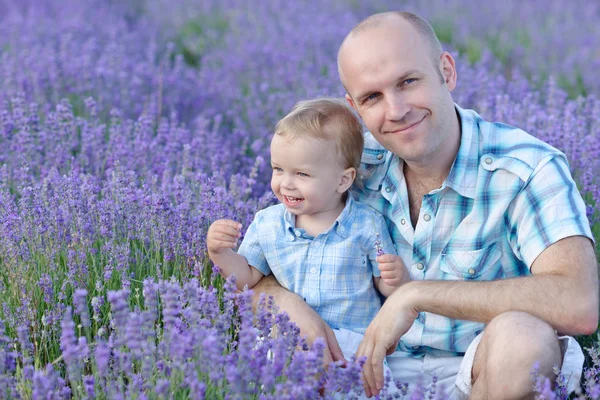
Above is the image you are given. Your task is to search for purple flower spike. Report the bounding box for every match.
[374,233,385,257]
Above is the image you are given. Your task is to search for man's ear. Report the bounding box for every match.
[345,94,357,111]
[439,51,457,91]
[338,167,357,193]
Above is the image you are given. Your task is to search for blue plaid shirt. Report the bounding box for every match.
[353,104,593,355]
[238,195,396,334]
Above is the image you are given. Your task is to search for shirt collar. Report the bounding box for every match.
[442,104,481,199]
[359,104,482,199]
[284,195,354,241]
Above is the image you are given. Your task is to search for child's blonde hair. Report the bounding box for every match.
[274,98,363,172]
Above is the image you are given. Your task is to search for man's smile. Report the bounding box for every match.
[385,115,426,135]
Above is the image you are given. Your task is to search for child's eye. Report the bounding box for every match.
[297,172,309,177]
[272,166,283,172]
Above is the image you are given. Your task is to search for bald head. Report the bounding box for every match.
[338,12,443,88]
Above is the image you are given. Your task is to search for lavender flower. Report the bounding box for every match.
[374,233,385,257]
[73,288,91,329]
[0,1,595,398]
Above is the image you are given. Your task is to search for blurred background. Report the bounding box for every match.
[0,0,598,397]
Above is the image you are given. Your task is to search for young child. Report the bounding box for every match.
[207,98,409,393]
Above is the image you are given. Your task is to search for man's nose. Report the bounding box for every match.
[385,93,410,122]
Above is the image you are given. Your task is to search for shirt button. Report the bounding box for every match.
[423,214,431,222]
[484,157,493,165]
[412,346,420,350]
[294,229,301,236]
[376,153,384,160]
[310,267,317,274]
[385,187,392,193]
[401,219,406,225]
[416,262,424,270]
[313,241,321,248]
[468,267,476,275]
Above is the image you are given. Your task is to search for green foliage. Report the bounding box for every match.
[171,14,230,68]
[431,19,454,45]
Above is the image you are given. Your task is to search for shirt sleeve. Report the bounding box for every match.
[237,212,272,276]
[506,154,594,269]
[368,211,397,277]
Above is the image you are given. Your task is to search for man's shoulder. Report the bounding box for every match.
[357,132,391,191]
[461,107,567,181]
[361,131,389,164]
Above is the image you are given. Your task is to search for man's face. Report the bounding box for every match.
[339,19,457,165]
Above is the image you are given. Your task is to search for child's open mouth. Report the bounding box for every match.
[284,195,304,206]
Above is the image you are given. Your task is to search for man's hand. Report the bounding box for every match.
[356,287,418,398]
[377,254,410,287]
[252,275,347,366]
[207,219,242,255]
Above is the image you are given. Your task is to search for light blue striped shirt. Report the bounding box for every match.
[238,195,396,334]
[353,104,593,355]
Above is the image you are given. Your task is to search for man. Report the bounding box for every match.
[254,11,598,399]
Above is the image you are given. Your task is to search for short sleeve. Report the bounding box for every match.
[237,212,271,276]
[506,154,594,268]
[368,211,397,277]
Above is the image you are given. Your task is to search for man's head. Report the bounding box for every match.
[270,98,363,215]
[338,12,459,168]
[339,12,444,87]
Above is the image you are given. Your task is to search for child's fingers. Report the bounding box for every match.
[378,261,403,272]
[212,233,238,244]
[208,229,239,243]
[210,222,242,239]
[214,219,243,230]
[380,270,399,280]
[210,239,237,250]
[383,278,401,287]
[376,254,400,264]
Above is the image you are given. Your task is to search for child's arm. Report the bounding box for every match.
[374,254,411,297]
[207,219,265,290]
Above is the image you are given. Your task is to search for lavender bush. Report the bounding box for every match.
[4,274,376,399]
[0,0,598,398]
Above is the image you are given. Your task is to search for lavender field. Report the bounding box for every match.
[0,0,599,398]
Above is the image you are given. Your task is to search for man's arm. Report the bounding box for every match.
[356,235,599,397]
[252,275,347,365]
[404,235,598,334]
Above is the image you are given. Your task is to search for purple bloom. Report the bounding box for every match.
[374,233,385,257]
[84,374,96,398]
[73,288,91,328]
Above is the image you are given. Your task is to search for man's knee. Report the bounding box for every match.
[484,311,560,357]
[472,312,561,395]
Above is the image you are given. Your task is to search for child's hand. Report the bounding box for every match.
[207,219,242,255]
[377,254,409,287]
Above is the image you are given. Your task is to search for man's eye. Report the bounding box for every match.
[365,93,380,102]
[404,78,417,85]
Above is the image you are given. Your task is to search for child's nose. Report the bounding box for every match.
[281,175,295,189]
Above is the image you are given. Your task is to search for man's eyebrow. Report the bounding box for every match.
[355,69,421,102]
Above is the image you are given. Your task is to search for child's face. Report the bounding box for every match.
[270,134,349,218]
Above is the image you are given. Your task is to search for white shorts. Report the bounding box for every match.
[333,328,401,398]
[386,333,584,399]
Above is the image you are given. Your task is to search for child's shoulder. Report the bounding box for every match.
[346,199,387,233]
[254,203,286,221]
[349,198,385,220]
